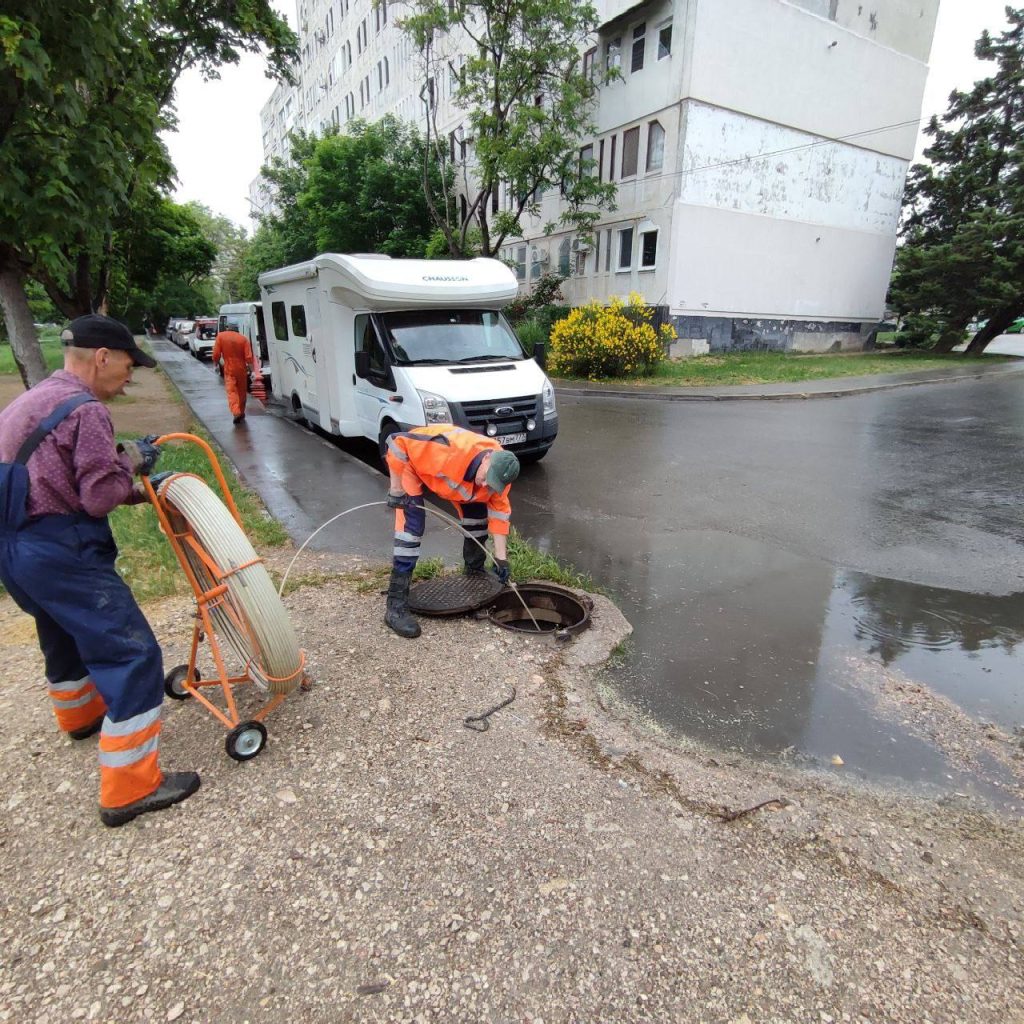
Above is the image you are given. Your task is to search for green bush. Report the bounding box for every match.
[504,272,566,325]
[515,317,548,352]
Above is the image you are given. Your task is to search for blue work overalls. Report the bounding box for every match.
[0,395,165,808]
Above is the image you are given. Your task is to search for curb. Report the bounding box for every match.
[552,363,1024,403]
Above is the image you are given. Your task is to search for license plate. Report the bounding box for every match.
[496,432,527,446]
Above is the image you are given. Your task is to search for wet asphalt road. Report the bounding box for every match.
[155,338,1024,801]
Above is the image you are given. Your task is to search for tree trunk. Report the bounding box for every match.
[931,316,971,352]
[0,251,48,389]
[966,307,1021,353]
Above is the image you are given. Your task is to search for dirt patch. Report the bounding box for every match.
[0,547,1021,1023]
[0,364,191,436]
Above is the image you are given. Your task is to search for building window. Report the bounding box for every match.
[631,23,646,73]
[579,143,594,179]
[558,237,571,276]
[583,47,596,81]
[609,135,617,181]
[604,229,613,272]
[605,37,621,72]
[378,60,384,90]
[640,229,658,269]
[426,77,435,108]
[382,0,388,25]
[598,138,605,181]
[575,249,586,276]
[594,231,601,271]
[384,56,389,85]
[646,121,665,172]
[621,126,639,177]
[515,245,527,281]
[374,4,380,32]
[658,21,672,59]
[617,228,633,271]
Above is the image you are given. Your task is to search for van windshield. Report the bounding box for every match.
[379,310,525,365]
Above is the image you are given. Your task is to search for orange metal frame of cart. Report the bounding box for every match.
[144,433,306,738]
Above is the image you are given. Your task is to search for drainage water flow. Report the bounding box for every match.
[279,501,545,632]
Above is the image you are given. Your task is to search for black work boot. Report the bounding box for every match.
[69,716,104,741]
[385,569,421,638]
[463,535,487,576]
[99,771,201,828]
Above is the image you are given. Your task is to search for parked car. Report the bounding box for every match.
[189,317,219,359]
[169,319,195,347]
[166,317,187,343]
[1006,317,1024,335]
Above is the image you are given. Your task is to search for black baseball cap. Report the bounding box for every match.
[61,314,157,368]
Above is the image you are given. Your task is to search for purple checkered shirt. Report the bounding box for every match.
[0,371,138,518]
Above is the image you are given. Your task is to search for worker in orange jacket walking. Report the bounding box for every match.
[383,423,520,638]
[212,328,261,424]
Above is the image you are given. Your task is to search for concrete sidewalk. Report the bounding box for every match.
[553,357,1024,401]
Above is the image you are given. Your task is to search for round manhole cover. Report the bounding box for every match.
[408,573,504,616]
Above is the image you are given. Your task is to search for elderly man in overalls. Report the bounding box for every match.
[0,315,200,827]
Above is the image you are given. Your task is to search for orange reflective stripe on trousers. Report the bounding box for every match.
[48,676,106,733]
[97,706,163,808]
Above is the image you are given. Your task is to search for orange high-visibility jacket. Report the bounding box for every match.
[385,424,513,535]
[212,330,253,370]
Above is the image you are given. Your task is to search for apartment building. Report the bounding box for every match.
[255,0,940,350]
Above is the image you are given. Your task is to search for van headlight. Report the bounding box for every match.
[542,380,556,418]
[417,389,452,424]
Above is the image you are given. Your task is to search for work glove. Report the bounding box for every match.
[494,559,511,586]
[118,437,162,475]
[147,471,176,491]
[387,491,411,510]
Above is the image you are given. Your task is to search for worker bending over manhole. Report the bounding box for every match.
[383,423,520,638]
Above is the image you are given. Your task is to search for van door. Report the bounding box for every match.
[353,313,396,441]
[289,300,317,414]
[305,285,332,429]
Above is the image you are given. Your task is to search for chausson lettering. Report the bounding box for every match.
[422,275,469,282]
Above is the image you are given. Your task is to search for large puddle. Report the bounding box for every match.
[523,527,1024,808]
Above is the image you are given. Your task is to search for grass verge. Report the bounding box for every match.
[339,529,594,596]
[556,349,1012,388]
[0,329,64,375]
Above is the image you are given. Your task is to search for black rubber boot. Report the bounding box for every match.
[69,716,104,741]
[463,535,487,575]
[99,771,201,828]
[385,569,421,638]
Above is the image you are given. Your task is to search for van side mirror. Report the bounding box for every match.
[532,341,546,369]
[354,350,371,379]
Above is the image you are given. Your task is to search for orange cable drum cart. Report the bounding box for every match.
[144,433,306,761]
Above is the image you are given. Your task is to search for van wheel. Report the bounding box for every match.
[290,393,306,425]
[378,421,400,463]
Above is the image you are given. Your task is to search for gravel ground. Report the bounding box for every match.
[0,548,1022,1024]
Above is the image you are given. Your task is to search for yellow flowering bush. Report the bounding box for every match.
[548,293,676,379]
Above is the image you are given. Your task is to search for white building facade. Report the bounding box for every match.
[255,0,939,351]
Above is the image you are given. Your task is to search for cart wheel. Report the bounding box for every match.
[164,664,199,700]
[225,720,267,762]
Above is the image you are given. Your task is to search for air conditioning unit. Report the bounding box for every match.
[571,237,591,254]
[530,245,549,265]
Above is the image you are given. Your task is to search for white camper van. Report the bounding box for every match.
[257,254,558,461]
[217,301,271,381]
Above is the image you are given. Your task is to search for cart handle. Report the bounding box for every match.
[147,432,244,528]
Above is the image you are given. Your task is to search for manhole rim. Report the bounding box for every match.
[486,581,593,635]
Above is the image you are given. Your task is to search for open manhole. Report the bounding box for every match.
[408,573,504,616]
[488,583,593,636]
